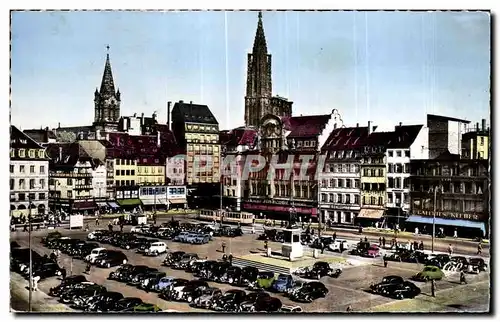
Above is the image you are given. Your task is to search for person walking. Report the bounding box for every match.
[221,241,227,253]
[120,223,124,232]
[460,271,467,285]
[23,223,28,232]
[85,262,91,275]
[251,225,255,234]
[477,243,482,255]
[264,240,268,251]
[383,255,388,268]
[379,237,382,246]
[333,232,336,241]
[419,241,424,251]
[453,229,458,238]
[95,217,99,226]
[448,244,453,256]
[431,279,436,297]
[382,237,386,248]
[364,236,368,243]
[108,223,113,232]
[32,276,40,291]
[60,267,67,280]
[228,253,233,265]
[321,242,325,254]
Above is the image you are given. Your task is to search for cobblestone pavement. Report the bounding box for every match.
[10,223,490,313]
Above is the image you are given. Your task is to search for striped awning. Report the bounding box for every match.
[168,199,187,204]
[358,208,384,219]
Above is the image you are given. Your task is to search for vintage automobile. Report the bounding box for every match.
[220,266,242,284]
[365,245,381,258]
[109,297,144,312]
[174,280,210,302]
[107,264,134,280]
[85,248,108,263]
[239,291,270,312]
[270,274,295,293]
[190,233,211,245]
[288,281,329,303]
[123,303,162,312]
[49,275,88,297]
[468,257,487,273]
[239,266,260,286]
[212,289,247,312]
[136,239,160,254]
[159,279,189,301]
[200,261,231,282]
[376,281,421,300]
[310,236,334,249]
[96,250,128,268]
[171,253,199,270]
[25,262,63,280]
[85,291,124,312]
[173,232,191,243]
[250,271,275,290]
[426,254,451,268]
[369,275,405,293]
[279,305,303,313]
[328,239,351,252]
[252,296,282,312]
[139,271,167,291]
[119,265,158,283]
[299,262,342,280]
[144,242,168,256]
[162,251,186,266]
[186,259,209,275]
[87,230,108,241]
[190,287,223,309]
[412,265,445,281]
[60,284,106,305]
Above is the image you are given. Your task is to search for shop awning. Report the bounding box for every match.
[358,208,384,219]
[158,198,169,205]
[168,198,187,204]
[116,199,142,207]
[72,201,96,210]
[107,201,120,209]
[405,215,486,234]
[96,202,108,207]
[139,198,157,206]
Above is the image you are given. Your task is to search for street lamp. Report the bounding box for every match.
[28,195,34,312]
[431,185,443,254]
[317,181,322,239]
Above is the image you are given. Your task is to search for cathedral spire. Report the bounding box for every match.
[253,11,268,54]
[99,46,116,97]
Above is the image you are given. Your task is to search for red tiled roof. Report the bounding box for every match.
[321,126,370,151]
[220,127,258,148]
[46,142,92,168]
[282,114,331,138]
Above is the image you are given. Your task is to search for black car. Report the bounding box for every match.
[110,297,144,312]
[310,237,334,249]
[369,275,405,293]
[139,271,167,291]
[96,250,128,268]
[220,266,242,284]
[60,284,106,305]
[289,281,328,303]
[86,292,124,312]
[451,256,470,267]
[176,280,210,302]
[253,296,282,312]
[108,264,134,280]
[55,282,100,298]
[29,262,63,280]
[239,291,270,312]
[426,254,451,268]
[190,287,223,309]
[49,275,88,297]
[212,289,247,312]
[136,239,160,254]
[239,266,260,286]
[469,258,487,273]
[159,278,189,301]
[162,251,186,266]
[119,265,158,283]
[377,281,421,300]
[193,260,217,277]
[172,253,199,270]
[304,262,340,280]
[186,260,208,274]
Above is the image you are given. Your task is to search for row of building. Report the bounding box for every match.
[10,12,490,238]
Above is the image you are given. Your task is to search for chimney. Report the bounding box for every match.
[59,146,62,161]
[482,119,486,131]
[368,121,373,135]
[476,122,479,131]
[133,113,136,117]
[179,100,184,104]
[399,122,402,127]
[190,101,193,105]
[356,123,359,127]
[167,101,172,131]
[58,122,60,129]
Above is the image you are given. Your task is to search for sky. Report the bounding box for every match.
[10,10,491,132]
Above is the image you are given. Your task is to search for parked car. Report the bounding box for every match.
[220,266,242,284]
[85,291,124,312]
[53,282,99,298]
[27,262,63,280]
[151,276,177,292]
[60,284,106,305]
[122,303,162,312]
[328,239,351,252]
[49,275,88,297]
[252,296,282,312]
[288,281,329,303]
[174,280,210,302]
[212,289,247,312]
[190,234,211,244]
[279,305,303,313]
[239,266,260,286]
[109,297,144,312]
[159,279,189,301]
[108,264,134,280]
[303,262,342,280]
[144,242,168,256]
[173,232,190,243]
[139,271,167,291]
[365,245,381,258]
[119,265,158,283]
[136,239,160,254]
[190,287,223,309]
[412,265,445,281]
[468,258,487,273]
[239,291,270,312]
[85,248,108,263]
[172,253,199,270]
[369,275,405,293]
[129,270,161,287]
[163,251,186,266]
[87,230,107,241]
[377,281,421,300]
[96,250,128,268]
[426,254,451,268]
[271,274,295,293]
[250,271,275,290]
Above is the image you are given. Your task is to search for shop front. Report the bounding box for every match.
[167,186,187,210]
[242,198,317,221]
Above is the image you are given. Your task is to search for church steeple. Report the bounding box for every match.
[93,46,121,127]
[245,12,273,127]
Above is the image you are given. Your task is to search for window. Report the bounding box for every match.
[354,164,360,173]
[371,196,376,205]
[342,164,347,173]
[405,150,410,157]
[116,170,120,175]
[346,194,351,204]
[345,212,352,223]
[121,170,125,176]
[126,170,130,176]
[10,165,14,173]
[345,179,351,188]
[378,197,384,206]
[28,192,36,200]
[395,178,401,189]
[67,178,72,185]
[121,180,125,186]
[480,137,484,146]
[396,151,402,157]
[388,164,394,173]
[19,149,25,157]
[321,194,327,202]
[30,165,35,173]
[329,194,334,203]
[40,179,45,189]
[19,179,25,189]
[337,194,343,204]
[10,179,14,190]
[67,191,72,198]
[29,179,35,189]
[388,151,393,157]
[126,180,130,186]
[388,193,393,204]
[338,179,344,188]
[329,179,335,187]
[354,194,360,205]
[115,180,120,186]
[40,165,45,174]
[362,196,366,205]
[350,164,356,173]
[378,169,384,177]
[20,165,25,173]
[18,193,25,201]
[131,170,135,175]
[354,179,360,188]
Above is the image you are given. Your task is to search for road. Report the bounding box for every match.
[10,222,490,313]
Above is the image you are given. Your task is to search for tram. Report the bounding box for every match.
[198,209,254,225]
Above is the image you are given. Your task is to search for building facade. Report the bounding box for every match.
[91,160,107,201]
[320,125,370,226]
[408,155,489,238]
[462,119,489,160]
[427,114,470,159]
[10,126,50,218]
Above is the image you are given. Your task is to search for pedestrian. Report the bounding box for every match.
[120,223,124,232]
[379,237,382,246]
[407,241,412,251]
[333,232,336,241]
[419,241,424,251]
[339,242,344,253]
[321,242,325,254]
[11,223,16,232]
[95,217,99,226]
[414,241,418,251]
[32,276,40,291]
[448,244,453,256]
[460,271,467,285]
[85,262,91,274]
[23,223,28,232]
[61,268,67,280]
[264,240,268,250]
[251,226,255,234]
[364,236,368,243]
[453,229,458,238]
[273,220,276,227]
[382,237,386,248]
[383,255,388,268]
[346,305,352,312]
[228,253,233,265]
[221,241,226,253]
[431,279,436,297]
[301,221,305,229]
[222,254,228,262]
[477,243,482,255]
[358,225,363,234]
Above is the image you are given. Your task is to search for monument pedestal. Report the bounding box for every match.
[281,227,303,260]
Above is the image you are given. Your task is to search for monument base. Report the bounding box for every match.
[282,243,303,260]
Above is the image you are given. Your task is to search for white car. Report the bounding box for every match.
[130,225,150,233]
[328,239,351,252]
[145,242,168,256]
[87,230,106,240]
[85,247,107,263]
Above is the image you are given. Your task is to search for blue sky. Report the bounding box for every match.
[11,10,490,131]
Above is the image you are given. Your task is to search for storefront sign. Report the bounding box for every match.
[245,198,314,208]
[243,203,317,215]
[416,210,483,221]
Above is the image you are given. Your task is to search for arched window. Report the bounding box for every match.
[10,204,15,211]
[17,204,26,210]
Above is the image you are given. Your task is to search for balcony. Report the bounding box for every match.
[51,172,92,178]
[74,184,93,190]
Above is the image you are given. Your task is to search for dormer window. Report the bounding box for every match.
[29,149,35,158]
[38,149,45,158]
[10,149,14,158]
[19,149,25,157]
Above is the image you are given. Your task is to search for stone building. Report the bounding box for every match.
[244,12,292,127]
[93,50,121,132]
[462,119,490,160]
[10,126,50,218]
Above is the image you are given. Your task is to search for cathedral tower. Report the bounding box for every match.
[93,46,121,130]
